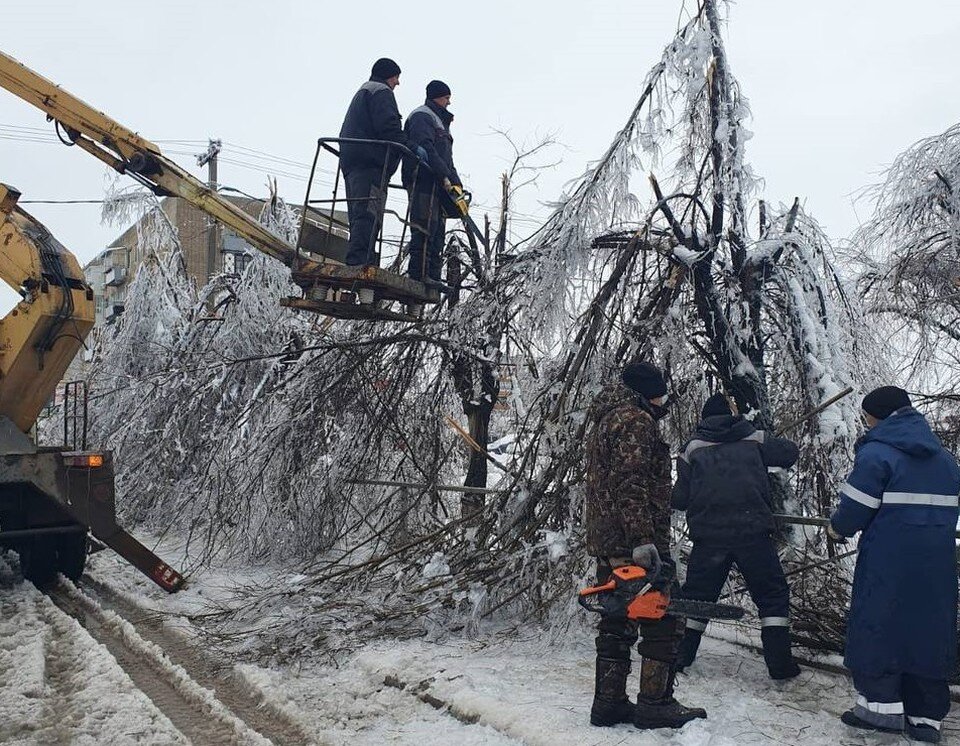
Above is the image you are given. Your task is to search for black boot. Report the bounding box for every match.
[590,656,635,727]
[675,628,704,671]
[761,626,801,680]
[634,658,706,730]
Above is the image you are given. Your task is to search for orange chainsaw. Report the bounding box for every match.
[578,565,745,622]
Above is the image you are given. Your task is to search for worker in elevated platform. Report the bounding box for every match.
[401,80,462,291]
[339,58,425,269]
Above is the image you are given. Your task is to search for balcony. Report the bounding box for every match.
[104,265,127,287]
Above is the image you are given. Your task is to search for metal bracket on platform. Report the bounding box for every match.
[281,297,423,323]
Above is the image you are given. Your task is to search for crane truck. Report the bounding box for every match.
[0,46,485,589]
[0,183,182,590]
[0,49,445,323]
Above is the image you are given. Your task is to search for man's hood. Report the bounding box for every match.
[859,406,943,458]
[694,414,757,443]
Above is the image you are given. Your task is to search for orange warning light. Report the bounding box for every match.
[64,453,105,468]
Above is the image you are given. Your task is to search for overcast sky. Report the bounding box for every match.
[2,1,959,278]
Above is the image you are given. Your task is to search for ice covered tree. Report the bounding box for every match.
[854,121,960,445]
[75,1,881,659]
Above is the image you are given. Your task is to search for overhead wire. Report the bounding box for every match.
[1,123,542,237]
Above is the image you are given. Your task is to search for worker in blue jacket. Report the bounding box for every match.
[339,58,425,273]
[400,80,462,290]
[830,386,960,744]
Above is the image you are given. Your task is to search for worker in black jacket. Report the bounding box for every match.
[339,58,425,270]
[672,393,802,680]
[400,80,461,289]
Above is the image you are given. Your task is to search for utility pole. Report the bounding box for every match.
[196,139,222,280]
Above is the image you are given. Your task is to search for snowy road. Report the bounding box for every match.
[6,545,957,744]
[0,573,314,744]
[0,580,186,745]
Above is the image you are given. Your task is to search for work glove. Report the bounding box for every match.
[631,544,662,578]
[447,183,469,216]
[826,523,847,544]
[415,145,429,163]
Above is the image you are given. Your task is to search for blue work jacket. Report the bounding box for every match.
[831,407,960,678]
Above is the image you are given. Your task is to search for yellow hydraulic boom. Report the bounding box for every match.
[0,184,94,432]
[0,182,183,593]
[0,50,438,320]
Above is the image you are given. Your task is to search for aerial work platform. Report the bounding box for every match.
[0,49,451,322]
[282,264,440,322]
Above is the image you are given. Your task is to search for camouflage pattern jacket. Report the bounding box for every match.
[584,383,672,559]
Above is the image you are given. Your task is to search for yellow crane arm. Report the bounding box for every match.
[0,185,94,432]
[0,49,327,277]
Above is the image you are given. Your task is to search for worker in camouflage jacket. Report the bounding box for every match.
[584,361,706,731]
[671,392,801,680]
[830,387,960,744]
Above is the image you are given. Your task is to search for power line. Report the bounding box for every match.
[20,199,106,204]
[222,141,314,170]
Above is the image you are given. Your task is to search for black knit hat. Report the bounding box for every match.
[621,362,667,399]
[702,392,732,418]
[371,58,401,80]
[426,80,451,99]
[862,386,911,420]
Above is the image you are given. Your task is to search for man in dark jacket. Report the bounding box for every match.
[339,58,424,271]
[672,392,801,680]
[585,362,705,730]
[830,387,960,744]
[400,80,462,288]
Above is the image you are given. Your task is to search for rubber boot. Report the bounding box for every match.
[591,656,635,726]
[634,658,707,730]
[761,626,801,680]
[675,628,703,671]
[590,656,635,727]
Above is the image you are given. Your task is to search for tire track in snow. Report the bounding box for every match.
[33,595,121,743]
[0,583,185,745]
[46,579,273,745]
[78,574,319,745]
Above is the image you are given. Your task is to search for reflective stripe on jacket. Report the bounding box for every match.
[672,415,798,546]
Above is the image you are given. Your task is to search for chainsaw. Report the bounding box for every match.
[578,565,745,622]
[446,183,471,217]
[437,183,487,249]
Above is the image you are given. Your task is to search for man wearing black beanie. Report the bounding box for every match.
[830,386,960,742]
[339,58,424,290]
[584,361,705,730]
[672,391,801,680]
[400,79,463,291]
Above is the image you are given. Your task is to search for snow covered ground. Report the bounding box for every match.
[0,579,185,745]
[2,538,957,744]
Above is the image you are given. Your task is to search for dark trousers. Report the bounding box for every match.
[677,539,794,675]
[406,188,445,281]
[851,670,950,731]
[344,167,387,266]
[595,562,684,665]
